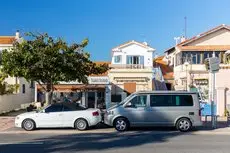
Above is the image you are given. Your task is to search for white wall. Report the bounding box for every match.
[0,93,33,114]
[112,43,153,67]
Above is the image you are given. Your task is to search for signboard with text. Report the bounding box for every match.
[209,57,220,72]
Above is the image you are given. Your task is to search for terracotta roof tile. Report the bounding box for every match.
[0,36,15,44]
[90,61,110,76]
[179,45,230,51]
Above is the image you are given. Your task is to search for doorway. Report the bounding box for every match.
[87,92,95,108]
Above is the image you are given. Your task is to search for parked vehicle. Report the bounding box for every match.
[104,91,203,132]
[15,103,101,131]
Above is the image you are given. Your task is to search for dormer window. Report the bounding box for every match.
[114,55,122,63]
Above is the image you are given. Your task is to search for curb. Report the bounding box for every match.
[1,129,230,135]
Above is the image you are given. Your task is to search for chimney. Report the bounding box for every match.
[180,36,186,43]
[143,42,148,46]
[15,30,20,39]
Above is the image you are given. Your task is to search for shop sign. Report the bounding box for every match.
[89,77,109,84]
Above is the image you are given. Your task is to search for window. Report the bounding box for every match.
[192,53,196,64]
[45,104,63,112]
[150,95,193,107]
[203,52,213,60]
[126,56,144,65]
[197,53,201,64]
[114,55,121,63]
[62,104,86,111]
[128,95,147,107]
[215,52,220,58]
[111,94,122,102]
[22,84,25,94]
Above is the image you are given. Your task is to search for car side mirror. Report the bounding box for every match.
[40,109,45,113]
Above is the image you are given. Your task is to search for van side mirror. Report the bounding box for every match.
[125,102,136,108]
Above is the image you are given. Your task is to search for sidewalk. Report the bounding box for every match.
[0,117,15,131]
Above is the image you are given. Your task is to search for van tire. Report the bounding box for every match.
[114,117,129,132]
[176,118,192,132]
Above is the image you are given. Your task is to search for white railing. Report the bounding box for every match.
[109,64,146,69]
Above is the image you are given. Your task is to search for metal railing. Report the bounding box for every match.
[109,64,146,69]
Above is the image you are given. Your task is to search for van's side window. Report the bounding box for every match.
[150,95,173,107]
[174,95,193,106]
[129,95,147,107]
[150,95,193,107]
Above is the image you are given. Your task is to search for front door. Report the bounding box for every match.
[123,95,148,126]
[36,104,64,128]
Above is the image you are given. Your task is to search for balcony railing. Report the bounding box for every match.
[109,64,146,69]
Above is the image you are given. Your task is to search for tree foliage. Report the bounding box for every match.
[1,33,109,102]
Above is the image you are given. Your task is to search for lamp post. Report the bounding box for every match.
[184,62,189,91]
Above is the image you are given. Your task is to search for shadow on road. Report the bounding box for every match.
[0,130,183,153]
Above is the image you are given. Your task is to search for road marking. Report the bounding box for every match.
[0,141,44,145]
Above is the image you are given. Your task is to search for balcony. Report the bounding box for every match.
[109,64,146,69]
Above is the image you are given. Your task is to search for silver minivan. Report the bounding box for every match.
[104,91,203,132]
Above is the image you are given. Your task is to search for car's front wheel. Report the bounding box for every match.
[22,119,36,131]
[114,117,129,132]
[75,119,88,131]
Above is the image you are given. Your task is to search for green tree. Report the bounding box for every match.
[1,33,109,104]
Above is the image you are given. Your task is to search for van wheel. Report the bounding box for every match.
[114,117,129,132]
[176,118,192,132]
[75,119,88,131]
[22,119,36,131]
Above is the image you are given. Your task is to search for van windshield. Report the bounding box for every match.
[118,94,134,105]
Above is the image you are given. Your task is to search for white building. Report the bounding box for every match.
[0,31,34,114]
[109,40,155,102]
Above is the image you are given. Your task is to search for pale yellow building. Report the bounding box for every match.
[109,40,155,102]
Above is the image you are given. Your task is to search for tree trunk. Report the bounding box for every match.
[45,91,53,105]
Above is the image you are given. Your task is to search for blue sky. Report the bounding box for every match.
[1,0,230,61]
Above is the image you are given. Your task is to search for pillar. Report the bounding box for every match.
[105,85,111,109]
[94,91,98,108]
[226,90,230,111]
[216,87,226,116]
[81,92,88,107]
[34,83,37,102]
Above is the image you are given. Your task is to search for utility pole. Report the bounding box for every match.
[184,16,187,38]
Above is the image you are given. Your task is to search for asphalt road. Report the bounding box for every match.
[0,130,230,153]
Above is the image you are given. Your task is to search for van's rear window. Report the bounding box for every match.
[150,95,194,107]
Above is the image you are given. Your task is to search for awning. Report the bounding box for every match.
[37,84,106,92]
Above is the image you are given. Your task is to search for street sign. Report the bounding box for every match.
[209,57,220,72]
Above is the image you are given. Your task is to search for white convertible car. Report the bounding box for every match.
[15,103,102,131]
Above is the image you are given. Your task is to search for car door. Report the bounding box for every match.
[36,104,64,128]
[61,104,79,127]
[122,94,149,126]
[148,94,175,126]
